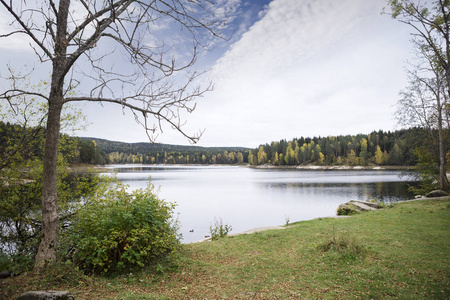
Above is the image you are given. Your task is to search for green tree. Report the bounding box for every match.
[388,0,449,190]
[347,150,359,166]
[389,143,403,165]
[410,147,441,193]
[300,143,307,164]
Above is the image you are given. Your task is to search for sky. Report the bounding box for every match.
[0,0,415,148]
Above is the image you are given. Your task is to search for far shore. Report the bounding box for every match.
[251,164,415,170]
[68,163,416,173]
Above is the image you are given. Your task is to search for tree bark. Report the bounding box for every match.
[437,99,448,190]
[34,0,70,270]
[34,97,63,269]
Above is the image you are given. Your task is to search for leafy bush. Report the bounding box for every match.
[209,218,232,240]
[65,178,180,274]
[0,158,99,274]
[409,147,442,194]
[0,251,34,275]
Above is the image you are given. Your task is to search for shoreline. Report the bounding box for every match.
[251,164,415,171]
[192,196,449,244]
[69,163,416,173]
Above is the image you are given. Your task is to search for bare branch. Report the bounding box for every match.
[0,0,53,58]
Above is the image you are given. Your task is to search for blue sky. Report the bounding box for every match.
[0,0,414,148]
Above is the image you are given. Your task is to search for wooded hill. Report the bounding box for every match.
[84,137,250,165]
[88,128,429,166]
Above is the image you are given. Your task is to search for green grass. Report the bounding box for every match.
[1,198,449,299]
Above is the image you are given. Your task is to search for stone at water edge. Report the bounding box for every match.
[17,291,74,300]
[425,190,448,198]
[337,200,381,216]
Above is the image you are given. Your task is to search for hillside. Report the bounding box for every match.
[83,137,250,154]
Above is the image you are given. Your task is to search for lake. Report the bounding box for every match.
[103,165,417,243]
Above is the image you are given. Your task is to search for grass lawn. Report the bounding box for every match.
[1,198,449,299]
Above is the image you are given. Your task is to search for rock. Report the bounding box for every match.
[426,190,448,198]
[17,291,74,300]
[0,271,12,279]
[337,200,381,216]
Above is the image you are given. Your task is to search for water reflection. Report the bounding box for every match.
[262,181,414,203]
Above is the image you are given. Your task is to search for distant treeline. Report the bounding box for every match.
[91,128,427,166]
[90,138,250,165]
[0,121,429,167]
[248,128,426,166]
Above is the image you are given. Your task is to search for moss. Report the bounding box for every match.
[337,204,358,216]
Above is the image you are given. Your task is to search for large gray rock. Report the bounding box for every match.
[17,291,74,300]
[337,200,381,215]
[426,190,448,198]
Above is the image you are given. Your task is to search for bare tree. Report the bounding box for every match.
[0,0,235,270]
[388,0,449,190]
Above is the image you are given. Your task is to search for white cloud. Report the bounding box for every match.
[186,0,413,147]
[73,0,414,147]
[0,10,31,51]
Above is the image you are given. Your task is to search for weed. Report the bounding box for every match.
[284,214,290,226]
[209,218,232,240]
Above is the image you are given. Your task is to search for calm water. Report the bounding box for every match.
[104,165,416,243]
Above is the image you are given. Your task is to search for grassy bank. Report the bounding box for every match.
[1,198,449,299]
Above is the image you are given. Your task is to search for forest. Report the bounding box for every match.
[92,128,432,167]
[0,121,439,167]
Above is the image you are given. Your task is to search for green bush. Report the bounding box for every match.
[409,146,442,194]
[65,178,180,274]
[0,158,99,274]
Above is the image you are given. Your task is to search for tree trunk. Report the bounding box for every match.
[34,0,70,270]
[438,110,448,191]
[34,98,63,270]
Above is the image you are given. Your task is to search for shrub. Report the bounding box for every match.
[65,178,180,274]
[0,160,99,274]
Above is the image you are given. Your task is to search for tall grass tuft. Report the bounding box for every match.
[316,230,369,262]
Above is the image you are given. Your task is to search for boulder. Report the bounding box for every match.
[0,271,12,279]
[426,190,448,198]
[337,200,381,216]
[17,291,74,300]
